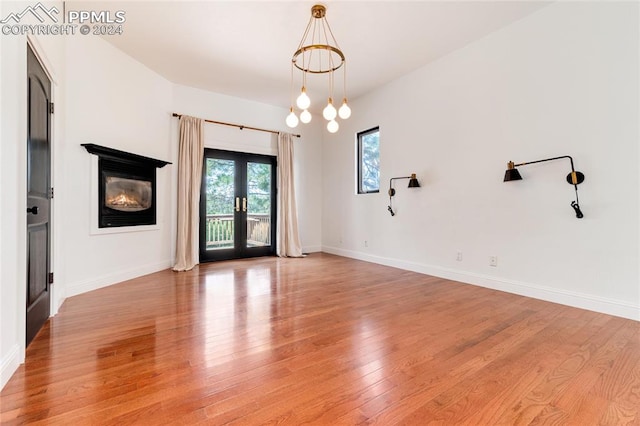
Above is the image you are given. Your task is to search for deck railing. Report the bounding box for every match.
[205,214,234,249]
[205,213,271,249]
[246,213,271,247]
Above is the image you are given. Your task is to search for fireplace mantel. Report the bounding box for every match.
[81,144,171,168]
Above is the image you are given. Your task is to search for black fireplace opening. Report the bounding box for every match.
[82,144,171,229]
[99,158,156,228]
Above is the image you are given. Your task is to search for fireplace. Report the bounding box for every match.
[82,144,170,228]
[105,177,152,212]
[99,157,156,227]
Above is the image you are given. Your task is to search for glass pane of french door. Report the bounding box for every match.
[246,162,272,248]
[204,158,235,250]
[200,149,276,262]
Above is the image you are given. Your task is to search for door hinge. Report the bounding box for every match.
[50,102,54,114]
[50,187,54,199]
[48,272,54,284]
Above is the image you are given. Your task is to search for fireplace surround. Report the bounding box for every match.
[82,144,170,228]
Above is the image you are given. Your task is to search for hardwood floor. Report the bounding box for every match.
[1,253,638,425]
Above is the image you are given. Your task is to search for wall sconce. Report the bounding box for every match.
[503,155,585,218]
[388,173,420,216]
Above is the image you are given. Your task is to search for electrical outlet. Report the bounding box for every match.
[456,251,463,261]
[489,256,498,267]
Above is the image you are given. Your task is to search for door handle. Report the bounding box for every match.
[235,197,240,212]
[27,206,39,215]
[242,197,247,212]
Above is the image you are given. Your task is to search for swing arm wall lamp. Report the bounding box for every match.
[503,155,585,218]
[387,174,420,216]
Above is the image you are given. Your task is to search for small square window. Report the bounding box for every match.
[357,127,380,194]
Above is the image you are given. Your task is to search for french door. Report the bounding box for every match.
[200,149,277,262]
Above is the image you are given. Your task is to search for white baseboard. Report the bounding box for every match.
[1,344,20,390]
[322,246,639,321]
[66,259,172,298]
[302,245,322,253]
[51,282,66,316]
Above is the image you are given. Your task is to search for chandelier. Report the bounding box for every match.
[286,4,351,133]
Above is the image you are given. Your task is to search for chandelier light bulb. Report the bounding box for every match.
[286,108,299,128]
[327,119,339,133]
[296,87,311,110]
[338,98,351,119]
[300,109,312,124]
[323,98,337,121]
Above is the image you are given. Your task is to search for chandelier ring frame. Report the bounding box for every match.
[292,44,345,74]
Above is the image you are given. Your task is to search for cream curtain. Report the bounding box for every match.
[173,116,204,271]
[277,132,304,257]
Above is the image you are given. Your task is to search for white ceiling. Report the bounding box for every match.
[79,1,550,110]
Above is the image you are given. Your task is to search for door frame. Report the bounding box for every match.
[22,37,58,349]
[26,42,53,346]
[199,148,277,262]
[26,37,59,310]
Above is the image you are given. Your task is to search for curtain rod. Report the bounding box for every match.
[172,113,301,138]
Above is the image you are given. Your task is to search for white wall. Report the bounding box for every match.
[0,0,4,387]
[62,34,174,297]
[322,2,639,320]
[172,85,323,253]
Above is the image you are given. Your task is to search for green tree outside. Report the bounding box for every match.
[204,159,271,215]
[361,131,380,192]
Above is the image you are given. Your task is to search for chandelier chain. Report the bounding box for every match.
[342,62,347,99]
[290,62,295,105]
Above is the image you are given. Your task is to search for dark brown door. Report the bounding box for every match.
[26,45,52,346]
